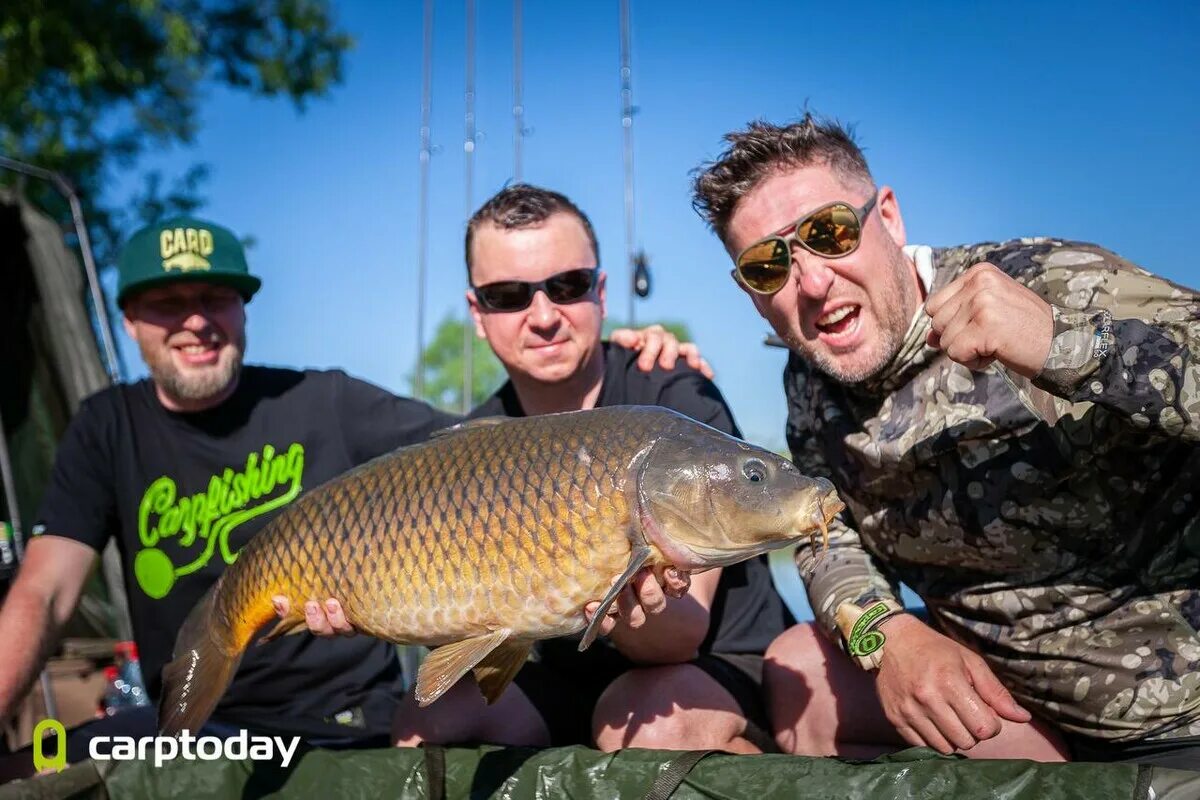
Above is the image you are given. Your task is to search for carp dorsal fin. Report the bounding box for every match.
[430,416,509,439]
[415,629,509,707]
[578,545,653,651]
[471,639,534,704]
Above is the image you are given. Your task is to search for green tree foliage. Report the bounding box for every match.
[409,315,506,413]
[0,0,353,262]
[412,317,697,413]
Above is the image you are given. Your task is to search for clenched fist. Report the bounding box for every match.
[925,263,1054,379]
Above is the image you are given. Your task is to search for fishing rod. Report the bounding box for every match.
[461,0,477,413]
[414,0,435,401]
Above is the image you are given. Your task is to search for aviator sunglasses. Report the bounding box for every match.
[733,193,878,295]
[472,267,600,312]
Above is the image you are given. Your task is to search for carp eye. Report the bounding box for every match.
[743,459,767,483]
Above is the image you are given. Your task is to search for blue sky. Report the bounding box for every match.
[108,0,1200,451]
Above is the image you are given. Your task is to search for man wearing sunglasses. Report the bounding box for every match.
[691,113,1200,769]
[386,184,790,755]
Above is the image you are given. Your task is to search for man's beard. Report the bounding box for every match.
[143,333,245,405]
[794,247,918,385]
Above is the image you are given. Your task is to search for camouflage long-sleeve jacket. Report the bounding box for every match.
[787,238,1200,743]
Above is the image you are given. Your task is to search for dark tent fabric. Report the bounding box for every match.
[4,745,1199,800]
[0,188,131,649]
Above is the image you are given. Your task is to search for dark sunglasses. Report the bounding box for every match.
[733,194,878,295]
[472,267,600,312]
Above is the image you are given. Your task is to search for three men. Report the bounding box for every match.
[16,110,1189,770]
[691,114,1200,768]
[389,184,789,753]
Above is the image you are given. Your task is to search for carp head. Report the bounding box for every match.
[635,421,844,571]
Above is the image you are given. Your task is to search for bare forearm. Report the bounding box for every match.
[0,588,61,720]
[610,597,709,664]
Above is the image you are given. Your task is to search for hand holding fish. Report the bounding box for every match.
[284,576,705,677]
[276,566,692,640]
[924,263,1053,378]
[158,408,842,736]
[583,566,691,636]
[272,596,356,637]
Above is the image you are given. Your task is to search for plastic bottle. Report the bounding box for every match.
[113,641,151,707]
[101,665,127,715]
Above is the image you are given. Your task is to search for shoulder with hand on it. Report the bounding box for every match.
[604,339,716,405]
[605,341,742,437]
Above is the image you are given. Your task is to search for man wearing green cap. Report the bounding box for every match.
[114,216,263,411]
[0,215,701,763]
[0,216,456,753]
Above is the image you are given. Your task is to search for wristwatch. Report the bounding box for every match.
[834,599,906,671]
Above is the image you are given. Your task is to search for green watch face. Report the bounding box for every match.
[847,602,891,657]
[850,629,885,657]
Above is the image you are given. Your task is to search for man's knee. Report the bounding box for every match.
[765,622,832,675]
[592,664,747,752]
[392,681,476,747]
[392,678,548,747]
[764,622,870,755]
[764,622,850,705]
[961,717,1070,762]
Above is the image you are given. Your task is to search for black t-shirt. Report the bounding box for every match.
[33,366,458,740]
[472,343,793,656]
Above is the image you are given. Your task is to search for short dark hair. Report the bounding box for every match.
[465,183,599,278]
[691,112,875,243]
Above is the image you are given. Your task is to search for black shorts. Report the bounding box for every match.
[512,641,776,752]
[1068,733,1200,771]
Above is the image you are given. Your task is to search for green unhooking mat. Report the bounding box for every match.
[4,744,1197,799]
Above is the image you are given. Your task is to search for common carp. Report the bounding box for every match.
[158,406,842,736]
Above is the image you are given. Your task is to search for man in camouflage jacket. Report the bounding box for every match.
[691,113,1200,768]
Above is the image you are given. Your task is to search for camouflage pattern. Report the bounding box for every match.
[787,238,1200,743]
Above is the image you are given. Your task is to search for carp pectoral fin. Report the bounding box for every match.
[472,639,533,705]
[578,545,653,652]
[415,629,510,707]
[257,613,308,645]
[430,416,509,439]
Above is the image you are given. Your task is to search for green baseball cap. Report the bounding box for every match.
[116,216,262,306]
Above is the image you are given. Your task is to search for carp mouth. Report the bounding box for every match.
[798,488,845,554]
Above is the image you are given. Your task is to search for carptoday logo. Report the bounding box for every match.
[33,719,301,770]
[32,719,66,773]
